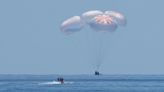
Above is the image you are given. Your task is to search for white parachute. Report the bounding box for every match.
[81,10,103,24]
[61,16,84,34]
[60,10,127,73]
[104,11,127,26]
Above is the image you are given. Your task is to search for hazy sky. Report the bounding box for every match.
[0,0,164,74]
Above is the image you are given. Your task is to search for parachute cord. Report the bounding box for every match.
[84,29,93,69]
[84,29,105,72]
[96,32,104,71]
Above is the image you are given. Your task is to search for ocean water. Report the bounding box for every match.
[0,75,164,92]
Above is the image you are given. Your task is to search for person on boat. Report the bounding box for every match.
[95,71,100,75]
[57,77,64,84]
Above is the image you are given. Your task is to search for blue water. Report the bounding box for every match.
[0,75,164,92]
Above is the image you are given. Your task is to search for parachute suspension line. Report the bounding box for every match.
[95,32,104,71]
[85,30,103,71]
[84,29,92,65]
[85,29,100,71]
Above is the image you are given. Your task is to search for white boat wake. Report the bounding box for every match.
[39,81,74,85]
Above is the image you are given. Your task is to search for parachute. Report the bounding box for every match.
[81,10,103,24]
[60,10,127,73]
[60,16,84,34]
[104,11,127,26]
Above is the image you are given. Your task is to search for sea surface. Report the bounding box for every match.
[0,75,164,92]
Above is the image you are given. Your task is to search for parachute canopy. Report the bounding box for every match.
[87,14,118,32]
[105,11,127,26]
[81,10,103,24]
[60,10,126,33]
[60,16,84,34]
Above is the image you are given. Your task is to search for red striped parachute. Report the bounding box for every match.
[60,10,127,73]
